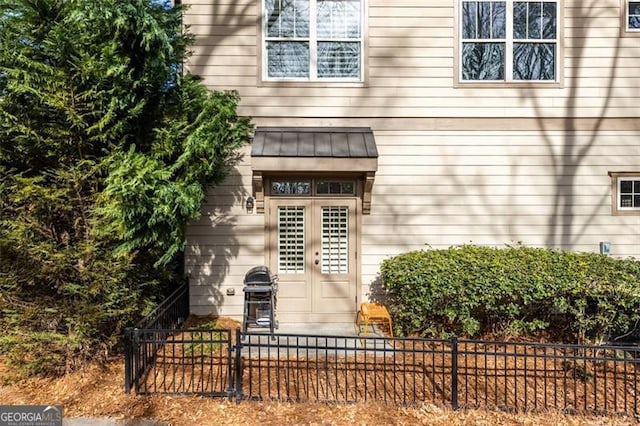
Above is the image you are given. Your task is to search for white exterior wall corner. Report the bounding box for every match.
[183,0,640,318]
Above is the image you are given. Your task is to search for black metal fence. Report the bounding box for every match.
[236,331,453,406]
[125,324,640,414]
[454,339,640,414]
[124,282,189,393]
[236,331,640,414]
[123,283,640,413]
[128,328,233,396]
[135,281,189,330]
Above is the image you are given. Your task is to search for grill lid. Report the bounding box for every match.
[244,265,275,286]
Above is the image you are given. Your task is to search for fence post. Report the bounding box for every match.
[124,327,133,393]
[235,327,243,403]
[132,328,141,393]
[181,277,190,326]
[226,330,234,400]
[451,335,459,410]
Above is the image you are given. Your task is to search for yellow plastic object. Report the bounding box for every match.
[356,302,393,337]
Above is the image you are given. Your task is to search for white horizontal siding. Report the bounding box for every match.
[185,128,640,317]
[359,128,640,294]
[185,145,262,317]
[229,106,640,119]
[182,0,640,316]
[201,85,636,98]
[231,95,639,109]
[183,1,640,119]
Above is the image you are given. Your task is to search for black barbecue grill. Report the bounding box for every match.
[242,266,278,333]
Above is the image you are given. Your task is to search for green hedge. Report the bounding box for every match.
[380,245,640,343]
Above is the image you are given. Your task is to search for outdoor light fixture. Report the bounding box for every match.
[246,196,255,213]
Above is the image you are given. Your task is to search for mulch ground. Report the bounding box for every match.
[1,316,639,425]
[1,358,637,425]
[140,323,640,415]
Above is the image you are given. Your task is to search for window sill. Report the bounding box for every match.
[454,80,564,89]
[611,209,640,216]
[258,80,368,89]
[621,28,640,37]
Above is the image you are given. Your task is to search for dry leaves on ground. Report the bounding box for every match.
[0,357,637,425]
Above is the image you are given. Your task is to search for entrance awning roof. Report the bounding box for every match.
[251,127,378,158]
[251,127,378,172]
[250,127,378,214]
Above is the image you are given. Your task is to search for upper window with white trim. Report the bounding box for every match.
[459,0,559,83]
[263,0,363,81]
[627,2,640,30]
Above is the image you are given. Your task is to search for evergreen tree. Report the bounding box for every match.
[0,0,252,377]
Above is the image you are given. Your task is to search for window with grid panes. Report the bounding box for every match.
[618,178,640,210]
[628,1,640,30]
[460,0,559,82]
[609,173,640,215]
[263,0,363,81]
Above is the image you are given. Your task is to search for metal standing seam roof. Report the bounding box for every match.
[251,127,378,158]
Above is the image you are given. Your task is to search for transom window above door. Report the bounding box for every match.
[263,0,363,81]
[270,178,357,196]
[458,0,560,83]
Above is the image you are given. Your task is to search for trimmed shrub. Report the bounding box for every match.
[380,245,640,343]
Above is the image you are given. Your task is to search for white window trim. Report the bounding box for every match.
[625,0,640,33]
[617,177,640,211]
[457,0,561,85]
[261,0,365,83]
[609,172,640,216]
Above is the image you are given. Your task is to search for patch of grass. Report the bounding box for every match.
[184,320,226,356]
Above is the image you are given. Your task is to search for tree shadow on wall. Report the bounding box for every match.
[524,2,627,248]
[185,152,252,316]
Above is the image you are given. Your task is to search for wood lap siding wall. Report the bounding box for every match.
[186,146,261,316]
[361,129,640,297]
[185,0,639,118]
[183,0,640,316]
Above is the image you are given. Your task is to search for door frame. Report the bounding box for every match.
[263,174,363,322]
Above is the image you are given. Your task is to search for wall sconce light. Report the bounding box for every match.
[245,196,255,213]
